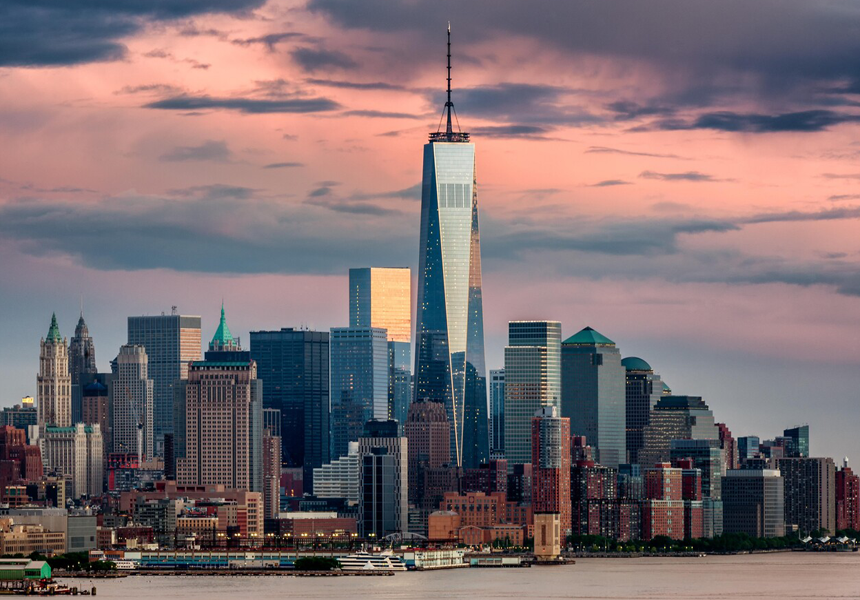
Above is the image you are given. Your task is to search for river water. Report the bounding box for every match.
[61,552,860,599]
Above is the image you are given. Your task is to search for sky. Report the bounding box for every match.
[1,0,859,463]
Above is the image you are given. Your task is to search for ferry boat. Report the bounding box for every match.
[113,560,138,570]
[338,552,407,572]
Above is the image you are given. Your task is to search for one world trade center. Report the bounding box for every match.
[414,24,489,468]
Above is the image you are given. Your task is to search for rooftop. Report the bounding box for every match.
[46,313,62,343]
[621,356,651,371]
[562,326,615,346]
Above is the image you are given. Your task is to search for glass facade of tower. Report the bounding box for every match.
[490,368,505,456]
[504,322,562,469]
[414,141,488,468]
[330,327,390,460]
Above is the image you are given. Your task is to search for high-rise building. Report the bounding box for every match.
[532,406,571,536]
[358,420,408,537]
[716,423,737,471]
[642,462,685,541]
[782,425,809,458]
[413,27,488,469]
[776,457,836,535]
[127,313,201,455]
[2,402,37,435]
[81,380,110,456]
[723,469,785,538]
[405,400,451,506]
[330,327,389,460]
[111,345,154,462]
[68,312,97,424]
[37,314,72,428]
[490,368,505,457]
[561,327,626,468]
[638,395,720,468]
[504,322,562,469]
[262,431,282,519]
[621,357,662,466]
[348,267,413,431]
[249,328,329,491]
[313,441,361,505]
[737,436,760,464]
[836,459,859,532]
[670,439,724,500]
[262,408,281,438]
[37,424,103,498]
[178,311,262,492]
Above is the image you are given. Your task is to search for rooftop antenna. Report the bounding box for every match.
[446,21,453,136]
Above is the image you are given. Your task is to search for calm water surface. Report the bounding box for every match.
[62,553,860,599]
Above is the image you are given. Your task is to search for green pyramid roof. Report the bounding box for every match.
[210,303,235,348]
[46,313,63,343]
[562,326,615,346]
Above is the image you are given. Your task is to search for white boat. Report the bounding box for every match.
[113,560,138,570]
[338,552,407,572]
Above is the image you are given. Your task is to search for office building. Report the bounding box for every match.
[532,406,571,535]
[250,328,329,491]
[723,469,785,538]
[2,402,37,434]
[127,313,201,455]
[313,441,361,505]
[405,400,451,506]
[504,322,562,468]
[717,422,737,471]
[836,459,859,532]
[81,379,110,458]
[262,408,281,438]
[37,314,72,429]
[621,357,662,466]
[111,345,154,461]
[37,424,103,498]
[782,426,809,458]
[262,431,281,519]
[670,439,724,500]
[330,327,389,460]
[561,327,626,468]
[413,28,488,468]
[348,267,413,430]
[638,395,719,468]
[68,312,97,424]
[358,420,408,537]
[737,436,760,464]
[490,368,505,457]
[178,315,262,492]
[776,457,836,535]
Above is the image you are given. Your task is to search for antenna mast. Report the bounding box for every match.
[446,22,453,135]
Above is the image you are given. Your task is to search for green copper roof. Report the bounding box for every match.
[563,326,615,346]
[210,303,235,347]
[622,356,651,371]
[46,313,62,343]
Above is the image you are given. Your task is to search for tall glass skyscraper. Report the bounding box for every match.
[348,267,412,431]
[504,321,562,468]
[490,368,506,457]
[414,25,488,468]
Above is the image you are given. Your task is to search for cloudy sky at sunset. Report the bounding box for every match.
[1,0,859,461]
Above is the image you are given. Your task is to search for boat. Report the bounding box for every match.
[113,560,138,570]
[337,552,407,572]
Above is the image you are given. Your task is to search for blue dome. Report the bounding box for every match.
[622,356,652,372]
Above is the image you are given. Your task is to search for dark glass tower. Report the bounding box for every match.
[414,24,488,468]
[249,328,329,492]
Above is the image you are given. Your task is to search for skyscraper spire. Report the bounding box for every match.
[431,22,469,143]
[446,21,453,136]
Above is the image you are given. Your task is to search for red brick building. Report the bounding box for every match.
[836,461,860,532]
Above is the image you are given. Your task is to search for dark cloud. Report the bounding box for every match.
[821,173,860,180]
[0,188,411,274]
[586,146,686,160]
[232,32,304,51]
[144,95,340,113]
[305,198,401,216]
[263,162,304,169]
[352,184,422,201]
[291,47,358,72]
[160,140,232,162]
[829,194,860,201]
[743,206,860,225]
[589,180,631,187]
[470,124,557,139]
[605,100,675,120]
[117,84,184,96]
[0,0,265,67]
[642,110,860,133]
[341,110,421,119]
[306,78,406,91]
[640,170,722,182]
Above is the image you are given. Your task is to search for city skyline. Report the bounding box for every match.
[1,2,859,466]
